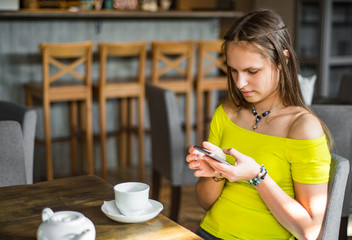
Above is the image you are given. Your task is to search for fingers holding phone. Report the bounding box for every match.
[193,145,230,165]
[187,144,222,177]
[186,142,233,178]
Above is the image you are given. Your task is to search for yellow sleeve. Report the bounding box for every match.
[286,136,331,184]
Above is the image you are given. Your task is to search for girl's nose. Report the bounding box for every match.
[235,73,248,89]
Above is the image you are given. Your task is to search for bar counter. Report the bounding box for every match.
[0,9,242,19]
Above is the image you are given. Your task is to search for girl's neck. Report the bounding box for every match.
[252,92,282,113]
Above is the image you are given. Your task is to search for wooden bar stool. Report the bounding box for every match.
[25,41,94,181]
[95,42,147,180]
[151,41,195,147]
[196,40,228,143]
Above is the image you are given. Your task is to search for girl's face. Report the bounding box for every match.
[226,41,280,104]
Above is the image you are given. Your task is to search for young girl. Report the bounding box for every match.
[186,9,331,240]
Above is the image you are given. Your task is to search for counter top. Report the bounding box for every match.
[0,9,243,19]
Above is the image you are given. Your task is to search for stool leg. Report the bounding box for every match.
[119,98,128,168]
[99,94,108,180]
[25,87,34,107]
[70,101,78,176]
[79,102,87,172]
[138,95,145,181]
[127,98,136,167]
[205,91,213,140]
[43,99,53,180]
[79,100,94,176]
[85,97,94,176]
[196,86,204,145]
[185,90,192,147]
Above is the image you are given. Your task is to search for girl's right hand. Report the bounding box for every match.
[186,142,226,177]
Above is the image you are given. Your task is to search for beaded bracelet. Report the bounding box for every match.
[212,176,225,182]
[247,164,268,187]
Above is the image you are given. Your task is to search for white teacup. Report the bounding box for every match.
[114,182,152,216]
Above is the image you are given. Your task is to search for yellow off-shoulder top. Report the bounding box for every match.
[200,105,331,240]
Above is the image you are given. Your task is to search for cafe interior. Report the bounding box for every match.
[1,0,352,239]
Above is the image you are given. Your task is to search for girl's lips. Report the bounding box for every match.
[241,91,253,96]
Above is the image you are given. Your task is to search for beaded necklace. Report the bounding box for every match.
[252,102,282,130]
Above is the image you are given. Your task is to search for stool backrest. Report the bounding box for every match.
[98,41,147,89]
[40,41,93,90]
[151,41,195,146]
[196,40,227,86]
[151,41,195,92]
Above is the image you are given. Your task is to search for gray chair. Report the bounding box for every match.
[146,83,198,222]
[320,154,350,240]
[0,101,37,185]
[0,121,26,187]
[312,104,352,239]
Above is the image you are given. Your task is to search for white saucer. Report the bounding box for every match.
[101,199,163,223]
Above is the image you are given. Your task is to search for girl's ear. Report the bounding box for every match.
[278,49,290,70]
[283,49,290,64]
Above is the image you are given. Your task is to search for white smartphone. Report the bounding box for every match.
[193,145,230,165]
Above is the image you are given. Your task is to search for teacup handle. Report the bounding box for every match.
[42,208,54,221]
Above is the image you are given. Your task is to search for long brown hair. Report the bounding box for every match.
[223,9,306,109]
[222,9,333,148]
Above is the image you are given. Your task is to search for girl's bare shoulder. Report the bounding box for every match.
[286,106,324,140]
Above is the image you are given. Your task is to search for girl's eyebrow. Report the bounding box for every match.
[227,64,261,71]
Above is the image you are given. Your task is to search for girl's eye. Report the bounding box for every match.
[248,70,258,74]
[230,68,237,73]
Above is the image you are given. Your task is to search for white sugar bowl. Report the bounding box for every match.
[37,208,96,240]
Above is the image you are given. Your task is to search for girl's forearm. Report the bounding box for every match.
[196,177,225,210]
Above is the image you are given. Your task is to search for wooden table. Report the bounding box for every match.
[0,175,201,239]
